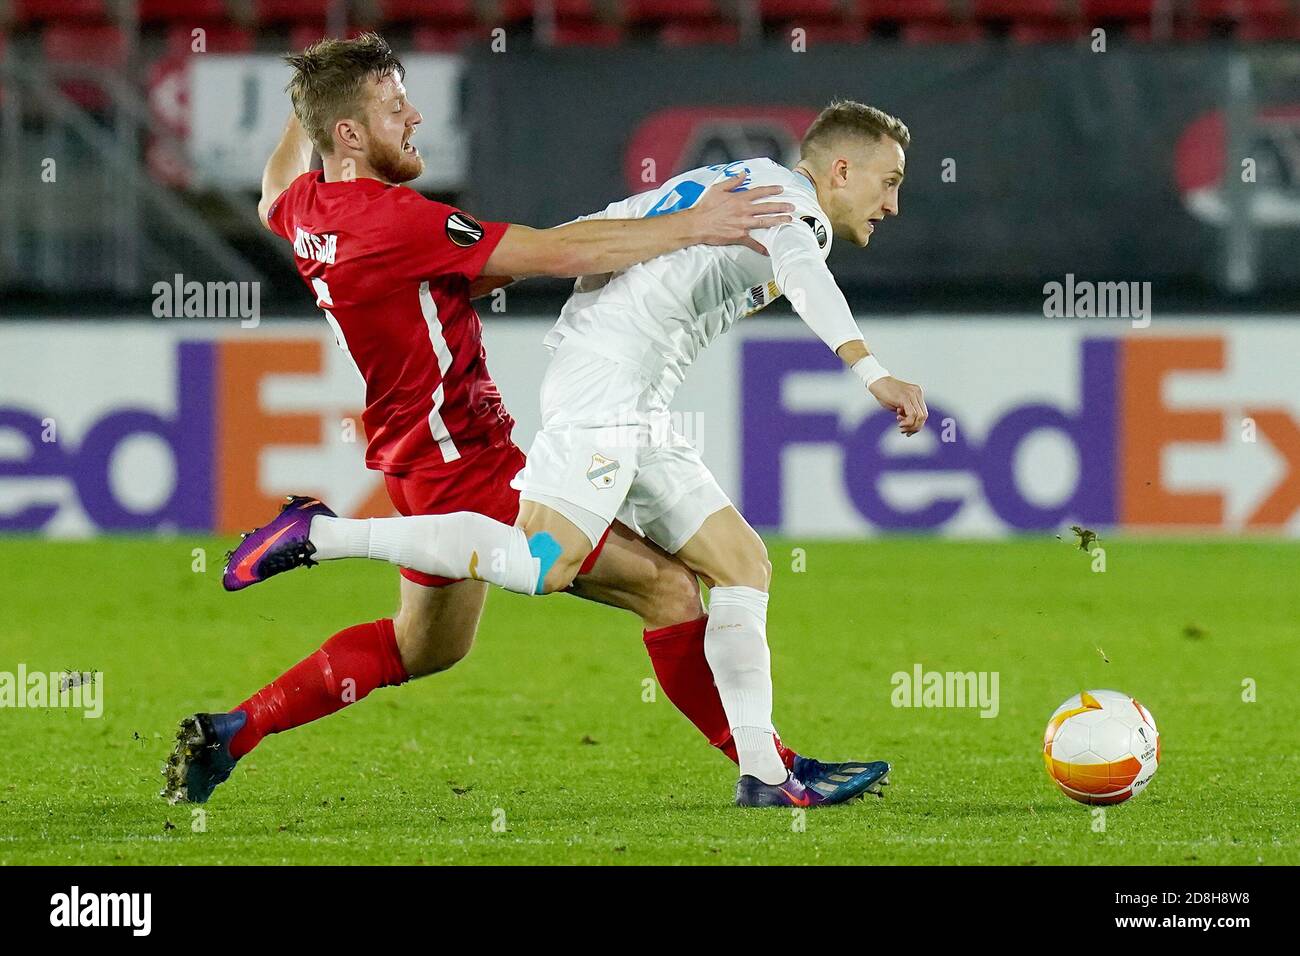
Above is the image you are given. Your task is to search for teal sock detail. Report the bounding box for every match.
[527,532,563,595]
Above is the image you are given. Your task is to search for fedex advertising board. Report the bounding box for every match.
[1,320,1296,538]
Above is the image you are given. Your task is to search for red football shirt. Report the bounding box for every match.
[268,171,513,473]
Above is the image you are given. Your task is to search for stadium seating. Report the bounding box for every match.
[288,22,379,51]
[759,0,846,19]
[626,0,723,24]
[137,0,230,24]
[552,21,625,45]
[1080,0,1154,18]
[783,19,870,42]
[376,0,478,25]
[1010,19,1089,42]
[858,0,957,24]
[165,23,255,54]
[42,22,128,111]
[1126,20,1213,41]
[1237,15,1300,40]
[13,0,111,24]
[1195,0,1294,19]
[411,24,496,52]
[973,0,1068,20]
[658,22,742,45]
[491,0,623,45]
[498,0,606,22]
[1,0,1294,56]
[251,1,332,25]
[902,21,987,42]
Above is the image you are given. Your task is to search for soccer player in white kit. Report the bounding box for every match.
[302,101,928,806]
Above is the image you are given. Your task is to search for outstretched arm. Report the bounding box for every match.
[480,175,793,280]
[766,222,929,435]
[258,113,314,232]
[469,275,515,299]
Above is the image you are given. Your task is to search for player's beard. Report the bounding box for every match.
[367,134,424,185]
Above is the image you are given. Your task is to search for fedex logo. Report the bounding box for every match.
[0,338,394,534]
[742,336,1300,532]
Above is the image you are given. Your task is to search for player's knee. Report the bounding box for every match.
[517,517,591,595]
[630,559,704,631]
[537,550,585,594]
[648,562,704,629]
[711,542,771,592]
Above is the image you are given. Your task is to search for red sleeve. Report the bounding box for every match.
[266,171,313,240]
[394,192,509,282]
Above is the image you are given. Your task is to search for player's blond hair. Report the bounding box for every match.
[284,32,405,155]
[801,100,911,160]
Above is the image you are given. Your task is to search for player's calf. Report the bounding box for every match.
[391,577,485,677]
[569,525,705,630]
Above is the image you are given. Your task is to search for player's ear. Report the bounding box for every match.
[833,156,849,187]
[334,118,363,152]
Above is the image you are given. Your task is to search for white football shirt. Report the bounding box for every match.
[543,158,844,402]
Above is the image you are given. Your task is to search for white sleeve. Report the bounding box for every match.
[565,200,619,225]
[762,221,863,354]
[567,188,660,225]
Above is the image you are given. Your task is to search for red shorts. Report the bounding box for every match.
[383,439,608,588]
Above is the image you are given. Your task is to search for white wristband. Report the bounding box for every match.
[852,354,891,388]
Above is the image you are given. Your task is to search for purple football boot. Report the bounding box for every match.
[222,495,335,592]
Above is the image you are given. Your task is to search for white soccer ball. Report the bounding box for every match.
[1042,689,1160,805]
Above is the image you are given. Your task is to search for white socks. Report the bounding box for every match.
[704,585,787,785]
[309,513,542,595]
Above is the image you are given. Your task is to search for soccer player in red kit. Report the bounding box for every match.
[161,33,828,805]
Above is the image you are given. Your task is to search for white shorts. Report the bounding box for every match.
[511,346,731,554]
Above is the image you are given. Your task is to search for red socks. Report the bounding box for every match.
[228,618,409,759]
[224,615,793,770]
[642,616,796,770]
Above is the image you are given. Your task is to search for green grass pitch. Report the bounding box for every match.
[0,535,1296,865]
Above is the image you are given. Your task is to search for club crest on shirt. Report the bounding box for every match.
[586,453,620,489]
[446,212,484,247]
[801,215,828,249]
